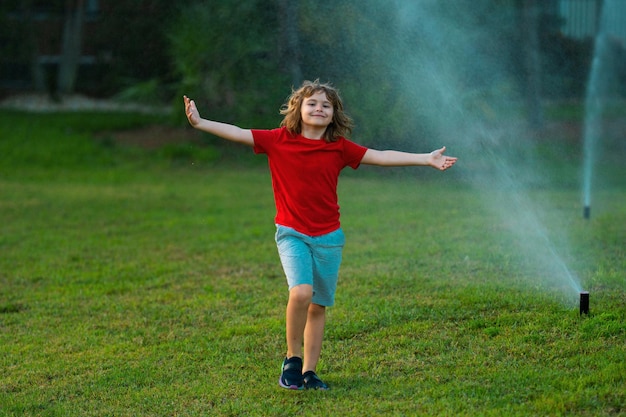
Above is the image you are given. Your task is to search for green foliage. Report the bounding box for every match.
[88,0,178,97]
[1,111,625,416]
[539,33,594,99]
[169,0,288,127]
[165,0,625,145]
[113,79,168,105]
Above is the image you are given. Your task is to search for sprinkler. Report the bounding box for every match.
[580,291,590,315]
[583,205,591,219]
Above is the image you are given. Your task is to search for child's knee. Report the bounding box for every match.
[308,303,326,317]
[289,284,313,305]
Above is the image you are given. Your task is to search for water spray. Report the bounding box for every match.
[579,291,589,315]
[581,0,619,221]
[393,2,590,305]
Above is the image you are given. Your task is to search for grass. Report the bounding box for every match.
[0,109,625,416]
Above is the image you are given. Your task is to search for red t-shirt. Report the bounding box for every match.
[252,127,368,236]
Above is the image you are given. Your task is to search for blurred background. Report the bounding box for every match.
[0,0,624,147]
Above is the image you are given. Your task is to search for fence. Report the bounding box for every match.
[558,0,626,41]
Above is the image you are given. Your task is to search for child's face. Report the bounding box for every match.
[300,91,334,130]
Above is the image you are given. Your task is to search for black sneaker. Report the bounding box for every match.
[279,357,304,390]
[303,370,329,390]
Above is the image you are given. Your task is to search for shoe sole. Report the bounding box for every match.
[305,384,329,390]
[279,377,304,390]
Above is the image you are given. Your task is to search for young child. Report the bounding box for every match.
[183,80,457,391]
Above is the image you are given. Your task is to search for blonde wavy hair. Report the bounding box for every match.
[279,79,354,142]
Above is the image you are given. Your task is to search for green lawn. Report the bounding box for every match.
[0,110,624,416]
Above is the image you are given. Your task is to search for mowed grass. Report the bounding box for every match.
[0,110,624,416]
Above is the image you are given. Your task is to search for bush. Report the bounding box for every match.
[168,0,288,127]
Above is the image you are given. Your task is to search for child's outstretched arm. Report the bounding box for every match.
[361,146,457,171]
[184,96,254,146]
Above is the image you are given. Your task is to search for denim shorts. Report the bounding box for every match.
[275,225,345,307]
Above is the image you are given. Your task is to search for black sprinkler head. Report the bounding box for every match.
[580,291,589,315]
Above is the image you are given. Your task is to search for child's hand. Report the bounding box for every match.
[429,146,458,171]
[183,95,201,126]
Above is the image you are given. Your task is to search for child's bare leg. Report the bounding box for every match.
[285,284,313,358]
[303,303,326,373]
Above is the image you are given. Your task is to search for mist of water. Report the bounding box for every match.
[385,1,586,299]
[582,0,619,218]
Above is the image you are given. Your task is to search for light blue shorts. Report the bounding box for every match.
[275,225,345,307]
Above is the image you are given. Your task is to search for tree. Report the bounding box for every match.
[279,0,302,87]
[519,0,544,129]
[57,0,85,95]
[169,0,287,125]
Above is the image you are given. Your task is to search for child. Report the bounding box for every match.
[183,80,457,391]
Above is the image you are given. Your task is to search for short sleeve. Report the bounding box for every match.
[252,128,282,154]
[342,139,369,169]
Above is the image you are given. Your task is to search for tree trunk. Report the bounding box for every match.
[57,0,85,95]
[520,0,543,130]
[279,0,302,86]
